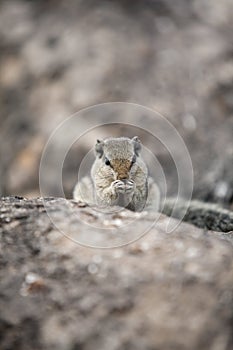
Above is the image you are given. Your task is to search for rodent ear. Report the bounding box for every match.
[132,136,141,156]
[95,139,104,158]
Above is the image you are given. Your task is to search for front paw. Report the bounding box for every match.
[111,180,125,194]
[125,180,135,193]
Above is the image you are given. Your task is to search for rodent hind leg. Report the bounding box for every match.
[145,177,161,211]
[73,176,95,206]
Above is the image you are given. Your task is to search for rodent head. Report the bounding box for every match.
[94,136,142,180]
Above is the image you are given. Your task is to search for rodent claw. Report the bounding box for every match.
[111,179,135,194]
[125,180,135,193]
[111,180,126,194]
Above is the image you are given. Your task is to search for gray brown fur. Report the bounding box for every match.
[73,137,159,212]
[73,137,233,232]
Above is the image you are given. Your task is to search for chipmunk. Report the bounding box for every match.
[73,136,233,232]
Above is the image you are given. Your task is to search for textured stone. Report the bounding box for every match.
[0,197,233,350]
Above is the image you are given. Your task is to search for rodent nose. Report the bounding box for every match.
[118,177,128,182]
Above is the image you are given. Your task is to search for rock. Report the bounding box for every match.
[0,197,233,350]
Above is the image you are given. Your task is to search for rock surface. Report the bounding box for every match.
[0,196,233,350]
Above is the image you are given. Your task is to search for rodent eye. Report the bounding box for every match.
[131,155,137,166]
[105,158,111,166]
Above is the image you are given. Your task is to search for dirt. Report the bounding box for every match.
[0,196,233,350]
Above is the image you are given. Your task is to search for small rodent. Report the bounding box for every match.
[73,136,233,232]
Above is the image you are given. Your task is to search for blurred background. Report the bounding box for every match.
[0,0,233,208]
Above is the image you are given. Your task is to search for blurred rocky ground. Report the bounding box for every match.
[0,196,233,350]
[0,0,233,206]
